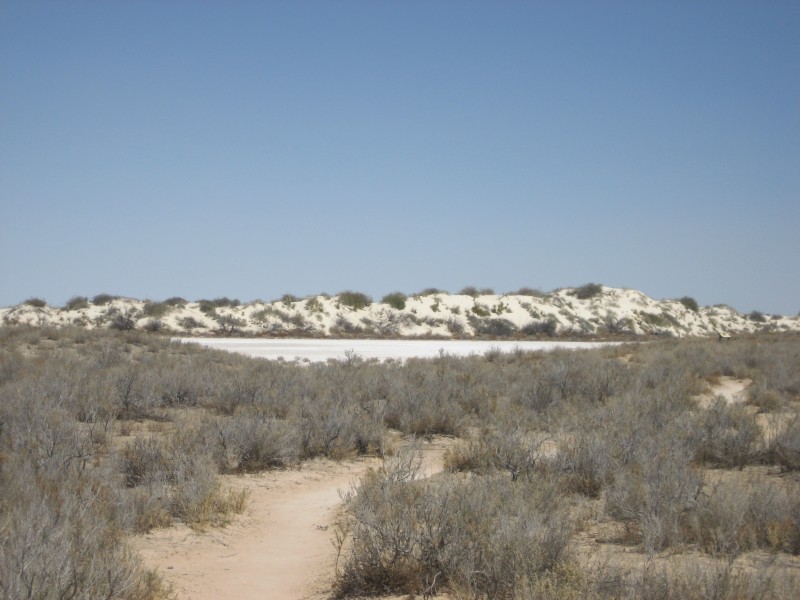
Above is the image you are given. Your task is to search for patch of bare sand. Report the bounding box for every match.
[130,437,451,600]
[695,376,752,409]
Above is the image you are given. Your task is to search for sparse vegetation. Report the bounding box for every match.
[305,296,324,313]
[178,315,206,330]
[512,286,544,297]
[381,291,407,310]
[64,295,90,310]
[109,309,139,331]
[142,301,172,319]
[23,297,47,307]
[521,318,558,337]
[280,293,298,307]
[679,296,700,312]
[337,290,372,310]
[2,326,799,599]
[418,287,445,296]
[92,293,118,305]
[162,296,187,307]
[570,282,603,300]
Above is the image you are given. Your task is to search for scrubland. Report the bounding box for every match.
[1,326,799,599]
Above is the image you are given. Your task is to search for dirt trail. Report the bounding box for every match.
[130,438,450,600]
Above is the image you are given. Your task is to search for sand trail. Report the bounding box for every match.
[130,438,449,600]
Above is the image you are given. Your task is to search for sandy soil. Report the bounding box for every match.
[130,438,450,600]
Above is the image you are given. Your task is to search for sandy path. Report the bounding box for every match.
[131,439,449,600]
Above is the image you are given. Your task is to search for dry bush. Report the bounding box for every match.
[763,412,800,471]
[684,477,800,555]
[445,410,550,482]
[0,467,169,600]
[334,449,573,599]
[384,359,466,436]
[693,399,763,469]
[592,559,800,600]
[204,411,300,472]
[114,425,247,531]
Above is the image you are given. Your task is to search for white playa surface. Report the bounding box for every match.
[177,337,619,362]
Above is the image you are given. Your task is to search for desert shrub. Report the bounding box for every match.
[178,315,207,330]
[381,291,407,310]
[684,478,800,555]
[473,318,517,337]
[280,293,298,306]
[418,287,445,296]
[639,311,671,328]
[384,362,466,436]
[213,297,240,308]
[114,427,246,530]
[143,319,163,332]
[361,309,414,336]
[197,299,216,314]
[330,315,366,335]
[445,317,465,336]
[679,296,700,312]
[512,287,544,297]
[459,285,479,297]
[109,309,139,331]
[335,450,573,599]
[23,297,47,308]
[763,412,800,471]
[64,295,90,310]
[0,468,168,600]
[692,399,762,469]
[162,296,187,306]
[92,293,118,305]
[204,412,300,472]
[599,559,800,600]
[446,414,550,482]
[570,283,603,300]
[337,290,372,310]
[197,297,239,312]
[521,319,558,337]
[289,364,386,457]
[749,310,767,323]
[252,306,291,323]
[142,301,172,318]
[305,296,324,313]
[605,438,702,552]
[470,303,490,317]
[746,381,784,411]
[215,314,246,334]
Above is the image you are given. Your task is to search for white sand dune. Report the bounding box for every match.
[2,286,797,339]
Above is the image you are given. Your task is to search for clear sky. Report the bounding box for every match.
[1,1,798,315]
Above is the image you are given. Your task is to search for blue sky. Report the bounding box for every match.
[1,1,798,314]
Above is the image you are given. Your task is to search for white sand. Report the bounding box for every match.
[177,337,621,363]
